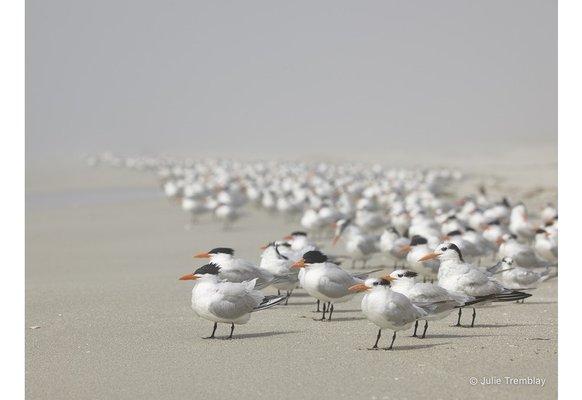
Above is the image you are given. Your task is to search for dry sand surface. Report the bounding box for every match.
[26,160,557,400]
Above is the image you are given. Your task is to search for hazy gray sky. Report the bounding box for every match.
[26,0,556,162]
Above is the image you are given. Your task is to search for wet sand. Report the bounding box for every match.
[26,161,557,400]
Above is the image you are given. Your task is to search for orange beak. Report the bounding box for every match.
[291,259,306,269]
[193,252,210,259]
[260,244,268,250]
[380,275,396,282]
[348,283,369,292]
[179,273,199,281]
[402,245,412,253]
[418,252,438,262]
[332,236,340,246]
[283,235,293,240]
[495,238,504,245]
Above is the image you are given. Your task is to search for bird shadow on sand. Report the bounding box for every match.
[325,316,367,322]
[421,333,494,339]
[391,342,451,351]
[467,322,552,328]
[357,342,450,351]
[516,300,557,305]
[286,300,320,306]
[285,292,312,298]
[224,330,301,340]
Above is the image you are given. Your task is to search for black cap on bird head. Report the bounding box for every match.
[291,231,307,237]
[208,247,234,255]
[395,271,418,279]
[409,235,428,246]
[445,243,464,262]
[302,250,328,264]
[194,263,221,275]
[446,230,462,237]
[501,257,513,265]
[374,277,392,287]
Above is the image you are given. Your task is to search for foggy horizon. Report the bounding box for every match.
[26,0,556,164]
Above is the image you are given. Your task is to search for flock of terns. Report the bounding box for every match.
[90,154,558,350]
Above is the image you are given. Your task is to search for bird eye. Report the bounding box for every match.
[441,247,447,251]
[398,274,403,278]
[372,282,379,286]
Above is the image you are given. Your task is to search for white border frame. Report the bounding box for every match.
[0,0,25,398]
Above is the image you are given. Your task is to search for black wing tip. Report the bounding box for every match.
[254,295,287,311]
[493,290,533,302]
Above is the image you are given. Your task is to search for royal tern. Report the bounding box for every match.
[292,250,361,321]
[487,257,553,294]
[498,234,547,268]
[193,247,277,289]
[179,263,286,339]
[333,219,380,268]
[541,203,558,224]
[283,231,318,254]
[534,229,558,264]
[482,220,509,247]
[444,230,485,263]
[483,198,511,224]
[259,241,299,304]
[349,276,427,350]
[419,243,531,327]
[509,203,536,241]
[405,235,440,282]
[388,270,469,338]
[378,227,410,268]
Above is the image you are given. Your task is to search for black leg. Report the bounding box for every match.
[386,331,397,350]
[204,322,218,339]
[315,302,327,321]
[412,320,419,337]
[455,307,463,327]
[277,289,281,296]
[228,323,235,339]
[470,308,476,328]
[368,329,381,350]
[421,321,429,339]
[284,290,292,305]
[327,303,334,321]
[315,299,320,313]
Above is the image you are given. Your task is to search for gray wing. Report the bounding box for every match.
[209,280,263,319]
[220,259,274,288]
[358,237,379,255]
[456,268,506,297]
[387,293,427,325]
[317,268,357,299]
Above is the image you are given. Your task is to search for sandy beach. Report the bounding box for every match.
[25,160,557,400]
